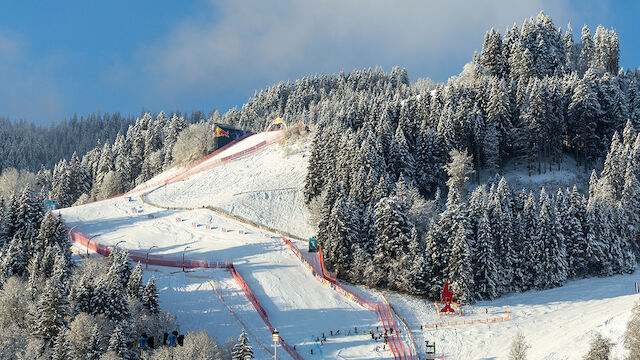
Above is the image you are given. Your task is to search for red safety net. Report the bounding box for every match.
[68,227,304,360]
[68,229,232,269]
[123,131,257,196]
[279,234,416,359]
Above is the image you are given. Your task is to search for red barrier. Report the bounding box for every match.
[68,229,232,269]
[68,226,304,360]
[278,234,416,360]
[122,132,256,196]
[165,131,284,185]
[228,264,304,360]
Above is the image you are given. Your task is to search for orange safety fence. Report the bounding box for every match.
[123,132,257,196]
[228,264,304,360]
[74,132,257,207]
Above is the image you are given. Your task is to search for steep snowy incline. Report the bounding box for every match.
[129,131,281,194]
[146,136,315,238]
[58,194,386,359]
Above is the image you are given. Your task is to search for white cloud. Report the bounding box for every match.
[140,0,573,99]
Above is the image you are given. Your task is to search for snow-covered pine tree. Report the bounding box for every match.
[70,274,94,316]
[480,28,507,77]
[105,324,131,360]
[86,324,103,360]
[101,268,130,322]
[51,330,71,360]
[563,186,587,277]
[578,25,594,76]
[491,178,518,293]
[142,277,160,314]
[323,192,357,277]
[1,234,29,279]
[372,195,412,288]
[535,189,568,289]
[232,330,254,360]
[568,79,602,165]
[520,193,539,290]
[127,263,143,300]
[447,222,473,303]
[473,213,499,300]
[32,278,69,345]
[15,185,45,248]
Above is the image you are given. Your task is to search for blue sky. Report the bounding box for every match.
[0,0,637,125]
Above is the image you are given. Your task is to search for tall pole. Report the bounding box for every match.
[146,245,158,270]
[182,246,191,272]
[272,329,279,360]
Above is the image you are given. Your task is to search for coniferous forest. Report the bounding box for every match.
[230,12,640,302]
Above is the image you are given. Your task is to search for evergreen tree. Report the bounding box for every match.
[51,330,71,360]
[372,196,411,288]
[480,28,507,77]
[106,324,131,360]
[32,279,69,345]
[535,191,568,289]
[231,330,254,360]
[448,223,473,303]
[473,213,499,300]
[142,277,160,314]
[127,263,143,300]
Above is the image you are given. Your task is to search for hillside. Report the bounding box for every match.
[56,131,638,359]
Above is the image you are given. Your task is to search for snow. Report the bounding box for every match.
[146,135,315,239]
[478,154,593,194]
[59,131,639,359]
[57,133,387,359]
[375,272,639,360]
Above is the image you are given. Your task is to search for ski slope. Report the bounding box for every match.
[58,133,388,360]
[146,134,315,238]
[59,131,640,359]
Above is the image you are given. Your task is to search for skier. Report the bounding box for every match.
[311,348,313,355]
[330,330,333,336]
